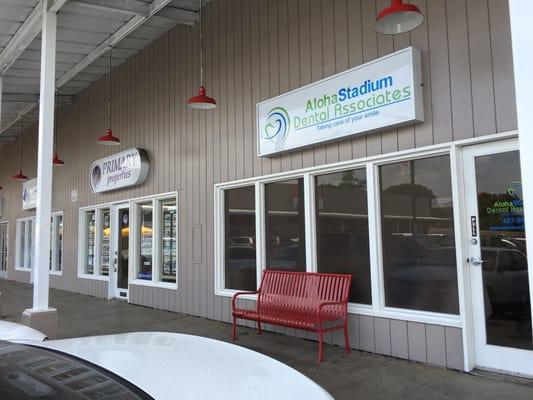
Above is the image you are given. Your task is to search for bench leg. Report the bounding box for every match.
[344,322,351,354]
[232,316,238,340]
[318,329,324,362]
[257,321,263,335]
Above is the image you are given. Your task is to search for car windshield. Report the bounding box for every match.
[0,341,153,400]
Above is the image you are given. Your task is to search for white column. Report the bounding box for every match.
[0,76,3,129]
[32,0,57,311]
[509,0,533,329]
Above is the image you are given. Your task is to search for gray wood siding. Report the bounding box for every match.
[0,0,516,371]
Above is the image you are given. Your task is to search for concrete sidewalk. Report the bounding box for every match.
[1,279,532,400]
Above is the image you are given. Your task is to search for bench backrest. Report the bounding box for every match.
[258,270,352,314]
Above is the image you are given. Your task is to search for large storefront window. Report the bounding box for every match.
[17,213,63,273]
[84,210,96,275]
[224,186,256,291]
[138,202,153,280]
[0,222,8,274]
[379,155,459,314]
[100,209,111,276]
[265,178,306,272]
[316,169,371,304]
[160,199,177,283]
[132,195,178,286]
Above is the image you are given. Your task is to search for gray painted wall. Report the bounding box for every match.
[0,0,516,371]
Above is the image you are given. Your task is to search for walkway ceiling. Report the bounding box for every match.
[0,0,203,137]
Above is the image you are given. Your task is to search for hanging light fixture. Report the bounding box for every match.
[53,90,65,166]
[375,0,424,35]
[12,120,29,182]
[98,47,121,144]
[188,0,217,109]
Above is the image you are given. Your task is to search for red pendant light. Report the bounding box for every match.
[12,120,28,182]
[53,91,65,166]
[188,0,217,110]
[98,47,121,145]
[375,0,424,35]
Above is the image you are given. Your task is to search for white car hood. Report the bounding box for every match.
[0,320,47,342]
[35,332,333,400]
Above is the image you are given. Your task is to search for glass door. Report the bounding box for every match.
[111,203,130,299]
[463,139,533,376]
[0,222,7,279]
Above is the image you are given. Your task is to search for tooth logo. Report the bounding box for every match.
[264,107,290,142]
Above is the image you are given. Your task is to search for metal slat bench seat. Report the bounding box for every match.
[231,270,352,362]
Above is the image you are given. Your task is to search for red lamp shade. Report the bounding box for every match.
[375,0,424,35]
[98,128,121,145]
[12,169,29,182]
[188,86,217,110]
[53,152,65,167]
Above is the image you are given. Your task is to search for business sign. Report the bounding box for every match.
[22,178,37,210]
[90,148,149,193]
[257,47,424,156]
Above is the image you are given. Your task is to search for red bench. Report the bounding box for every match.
[231,270,352,362]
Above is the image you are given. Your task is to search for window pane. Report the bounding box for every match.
[224,186,256,291]
[100,209,110,276]
[316,169,371,304]
[265,178,306,272]
[19,221,25,269]
[85,211,96,274]
[138,203,153,280]
[56,215,63,272]
[160,199,177,283]
[380,155,459,314]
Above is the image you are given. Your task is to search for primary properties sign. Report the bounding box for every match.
[90,148,149,193]
[257,46,424,156]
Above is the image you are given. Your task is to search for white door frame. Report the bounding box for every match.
[461,138,533,376]
[108,202,130,300]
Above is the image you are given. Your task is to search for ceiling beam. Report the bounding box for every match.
[3,93,75,104]
[0,0,70,75]
[55,0,175,88]
[64,0,149,17]
[0,0,177,135]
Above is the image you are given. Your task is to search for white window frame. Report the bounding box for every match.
[50,211,64,275]
[78,206,109,281]
[15,216,35,271]
[16,212,63,274]
[78,192,178,289]
[215,131,518,329]
[130,193,178,290]
[0,221,9,277]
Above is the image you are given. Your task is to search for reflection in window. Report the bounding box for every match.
[265,179,306,272]
[50,214,63,272]
[224,186,256,291]
[0,223,7,273]
[100,209,110,276]
[138,203,153,280]
[160,199,177,283]
[475,150,531,350]
[85,211,96,274]
[380,155,459,314]
[316,169,371,304]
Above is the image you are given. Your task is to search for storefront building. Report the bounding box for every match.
[0,0,532,377]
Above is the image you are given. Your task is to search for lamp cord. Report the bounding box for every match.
[19,120,23,169]
[108,47,112,131]
[199,0,203,87]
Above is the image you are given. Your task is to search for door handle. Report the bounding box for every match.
[470,256,484,266]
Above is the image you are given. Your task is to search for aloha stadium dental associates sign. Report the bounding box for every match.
[90,148,149,193]
[257,46,424,156]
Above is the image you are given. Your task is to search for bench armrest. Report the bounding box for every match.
[232,291,259,310]
[317,300,348,319]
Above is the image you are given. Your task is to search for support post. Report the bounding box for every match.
[0,76,3,128]
[21,0,58,338]
[509,0,533,335]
